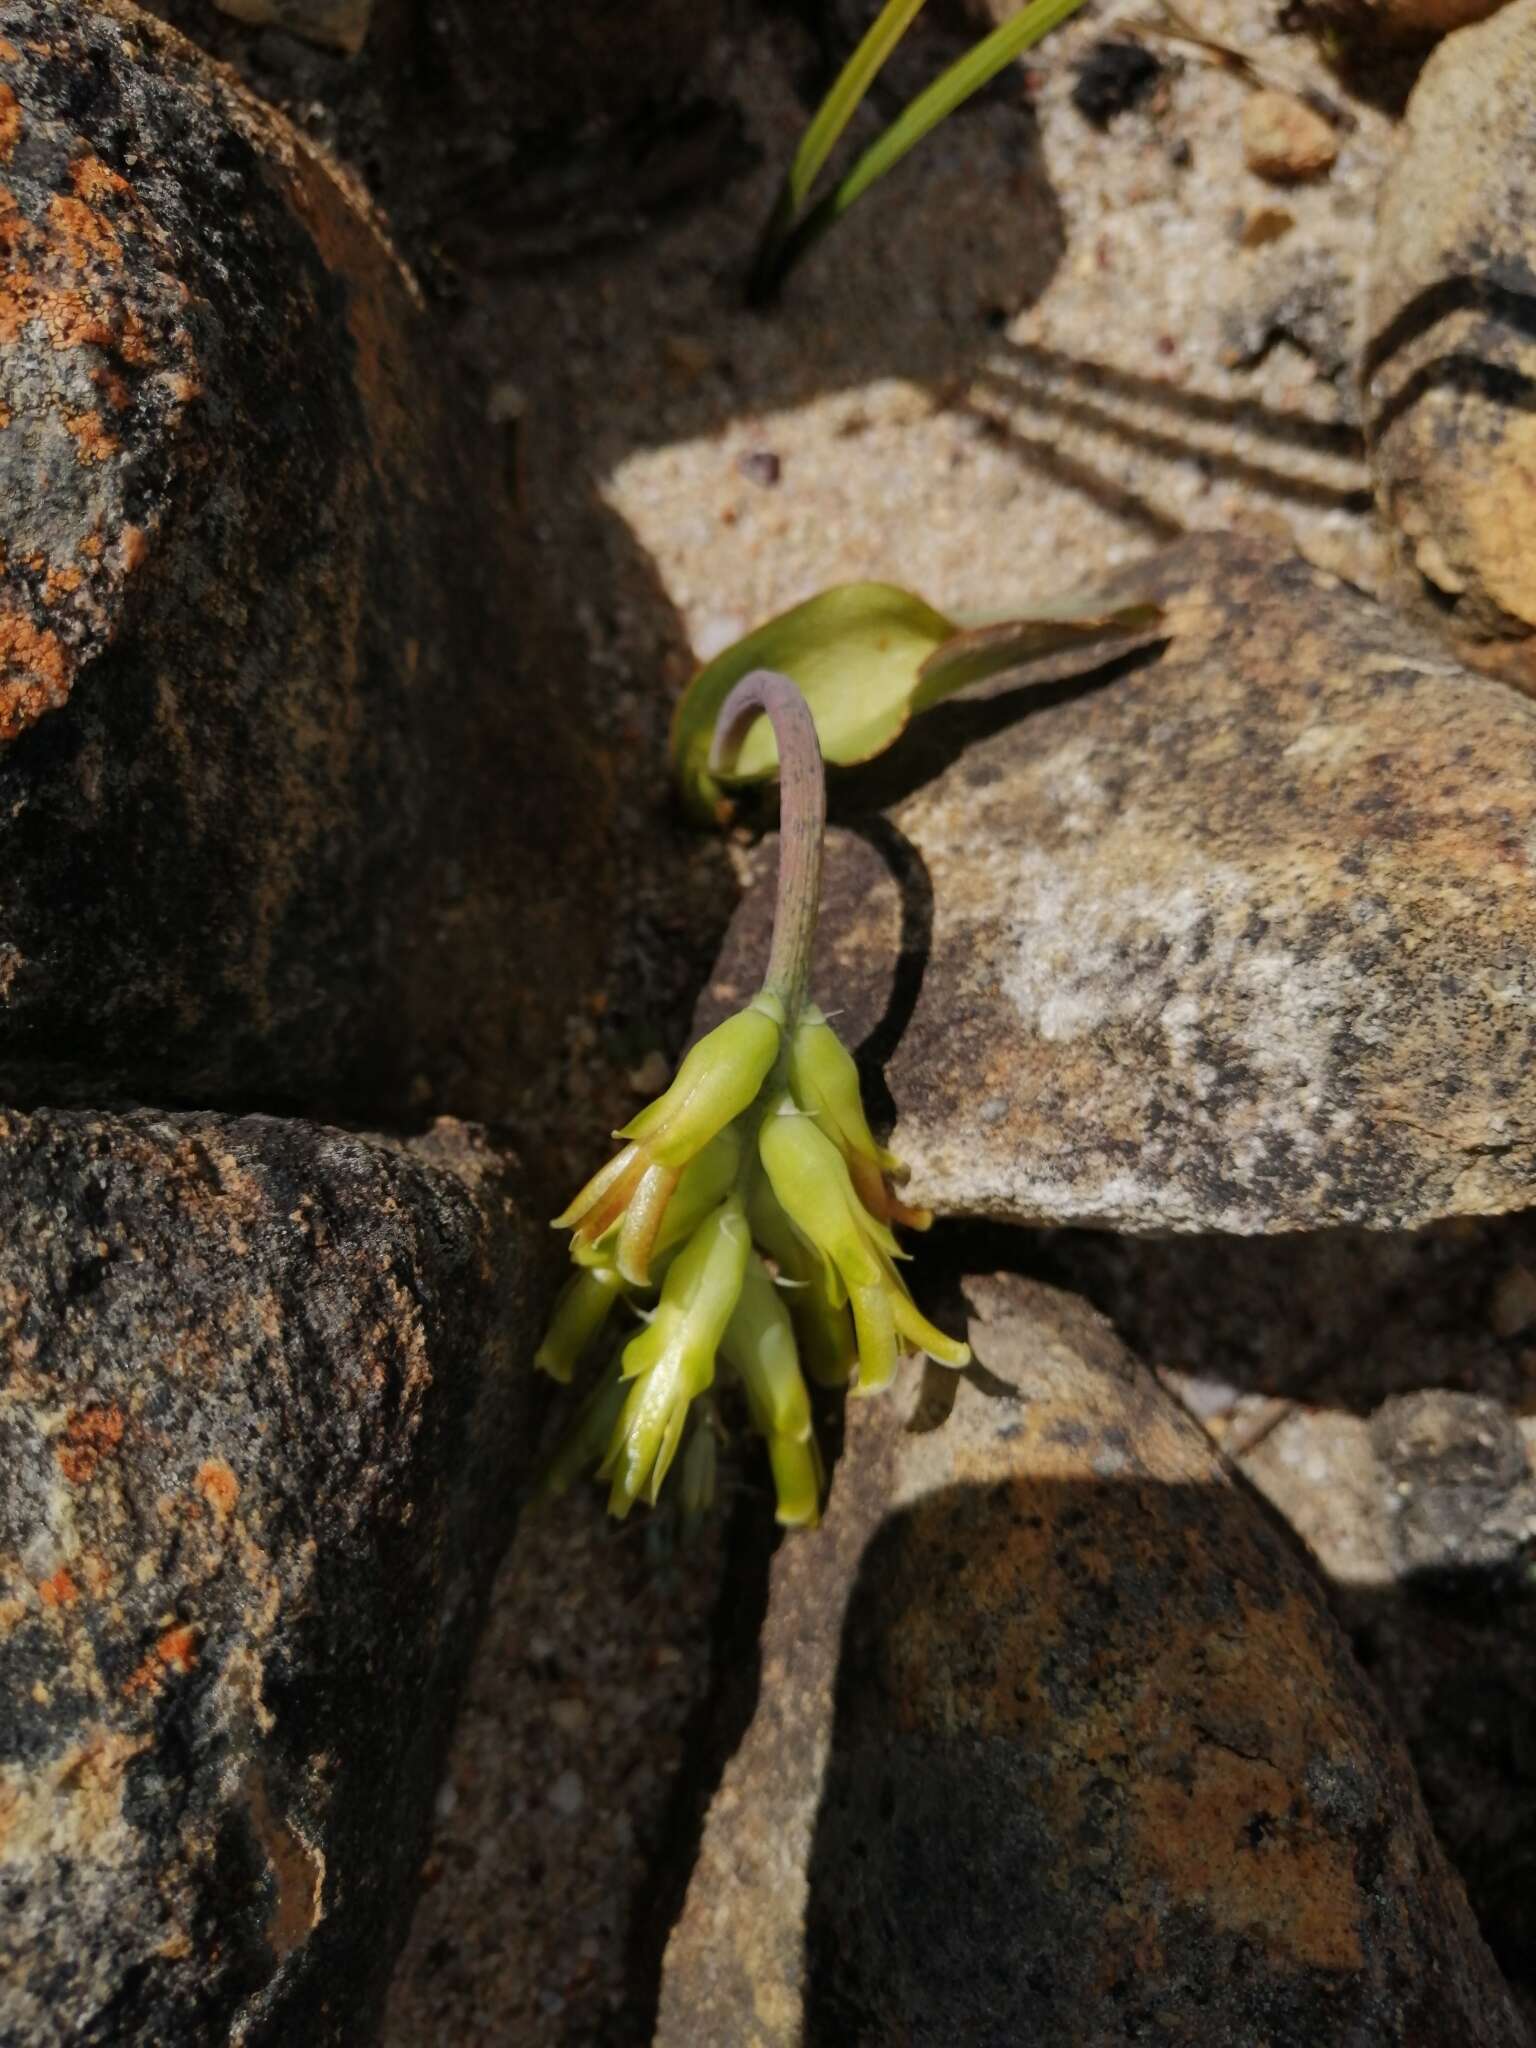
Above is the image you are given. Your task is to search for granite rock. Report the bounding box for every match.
[656,1274,1527,2047]
[1364,0,1536,681]
[0,0,609,1125]
[705,536,1536,1232]
[0,1107,539,2046]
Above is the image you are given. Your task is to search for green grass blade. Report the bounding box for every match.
[788,0,931,213]
[757,0,1089,296]
[837,0,1089,213]
[751,0,930,303]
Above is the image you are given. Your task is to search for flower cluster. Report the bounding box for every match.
[535,993,969,1526]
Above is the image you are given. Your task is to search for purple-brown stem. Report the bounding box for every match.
[710,669,825,1023]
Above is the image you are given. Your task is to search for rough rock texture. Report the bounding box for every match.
[656,1274,1527,2047]
[0,1,608,1125]
[212,0,374,54]
[1041,1211,1536,2019]
[705,534,1536,1233]
[0,1106,539,2047]
[1364,0,1536,682]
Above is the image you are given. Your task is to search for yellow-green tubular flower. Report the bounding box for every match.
[553,1141,648,1251]
[617,993,785,1169]
[650,1127,743,1266]
[759,1094,969,1392]
[746,1178,858,1389]
[787,1004,931,1232]
[768,1433,823,1528]
[601,1197,751,1513]
[759,1093,904,1298]
[534,1266,624,1383]
[721,1253,814,1446]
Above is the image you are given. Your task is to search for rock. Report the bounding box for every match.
[656,1274,1527,2047]
[1363,0,1536,683]
[212,0,373,53]
[1242,90,1339,181]
[0,1106,539,2047]
[704,535,1536,1233]
[0,1,610,1125]
[1371,1388,1536,1582]
[1329,0,1514,41]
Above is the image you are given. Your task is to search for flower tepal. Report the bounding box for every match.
[534,666,970,1528]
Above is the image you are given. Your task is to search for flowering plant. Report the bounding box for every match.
[536,670,968,1526]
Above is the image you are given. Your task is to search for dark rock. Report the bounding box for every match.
[704,534,1536,1233]
[0,0,610,1126]
[656,1275,1528,2046]
[0,1107,540,2046]
[1371,1388,1536,1583]
[1363,0,1536,682]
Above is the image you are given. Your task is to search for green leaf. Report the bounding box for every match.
[671,582,1165,824]
[912,599,1163,708]
[670,582,956,824]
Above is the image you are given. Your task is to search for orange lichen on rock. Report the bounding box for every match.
[0,609,70,737]
[123,1623,199,1696]
[0,82,20,163]
[64,408,119,463]
[56,1402,126,1483]
[38,1567,78,1608]
[196,1458,240,1518]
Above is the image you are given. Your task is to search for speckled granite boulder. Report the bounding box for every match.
[0,1108,539,2047]
[705,535,1536,1233]
[0,0,609,1124]
[1364,0,1536,682]
[656,1275,1529,2048]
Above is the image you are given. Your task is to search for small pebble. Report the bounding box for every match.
[1242,91,1338,184]
[737,450,782,488]
[548,1769,585,1818]
[549,1696,590,1736]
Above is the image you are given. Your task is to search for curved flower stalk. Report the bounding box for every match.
[535,668,969,1526]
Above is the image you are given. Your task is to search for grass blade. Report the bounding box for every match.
[751,0,930,301]
[756,0,1090,299]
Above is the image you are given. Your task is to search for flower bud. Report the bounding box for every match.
[768,1432,823,1528]
[617,992,785,1170]
[788,1004,889,1170]
[758,1094,902,1297]
[721,1254,814,1444]
[534,1266,623,1383]
[602,1198,751,1512]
